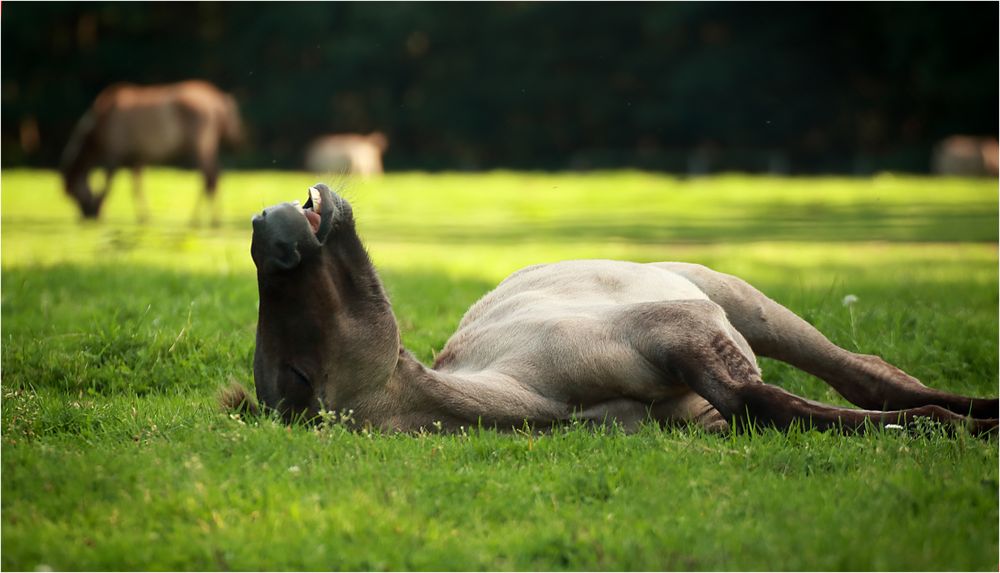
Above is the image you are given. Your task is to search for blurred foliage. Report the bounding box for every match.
[2,2,997,172]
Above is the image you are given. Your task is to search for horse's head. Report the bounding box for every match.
[60,110,107,219]
[250,184,400,423]
[60,169,107,219]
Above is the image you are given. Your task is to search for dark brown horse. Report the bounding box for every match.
[60,80,243,225]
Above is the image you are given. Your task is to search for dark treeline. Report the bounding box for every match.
[3,2,997,173]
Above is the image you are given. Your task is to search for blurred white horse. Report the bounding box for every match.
[305,132,388,177]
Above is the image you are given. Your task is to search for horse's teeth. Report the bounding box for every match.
[309,187,322,214]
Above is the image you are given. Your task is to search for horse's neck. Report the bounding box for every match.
[61,111,100,179]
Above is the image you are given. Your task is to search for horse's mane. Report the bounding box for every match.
[60,109,97,174]
[61,84,135,174]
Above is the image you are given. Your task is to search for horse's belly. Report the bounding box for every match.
[436,261,720,404]
[104,108,186,162]
[439,306,686,405]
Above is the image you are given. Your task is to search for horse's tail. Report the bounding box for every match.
[219,93,244,148]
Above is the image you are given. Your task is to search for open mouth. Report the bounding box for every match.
[297,186,323,234]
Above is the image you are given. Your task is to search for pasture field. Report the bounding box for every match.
[2,169,998,570]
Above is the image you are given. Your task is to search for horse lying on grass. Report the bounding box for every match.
[223,184,997,436]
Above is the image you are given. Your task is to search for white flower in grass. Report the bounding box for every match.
[885,424,904,430]
[842,294,859,307]
[288,465,301,474]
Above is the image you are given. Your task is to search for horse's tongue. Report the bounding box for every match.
[303,209,321,233]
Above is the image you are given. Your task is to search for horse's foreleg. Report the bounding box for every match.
[85,166,117,219]
[188,164,218,228]
[131,166,149,223]
[101,166,117,199]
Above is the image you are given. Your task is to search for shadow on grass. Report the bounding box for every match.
[358,200,998,245]
[4,197,998,246]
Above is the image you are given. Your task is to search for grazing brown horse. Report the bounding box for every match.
[60,81,243,225]
[240,184,998,436]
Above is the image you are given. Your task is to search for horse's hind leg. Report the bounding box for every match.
[188,166,218,227]
[695,336,998,436]
[656,263,998,419]
[201,160,220,228]
[628,300,997,436]
[191,131,221,227]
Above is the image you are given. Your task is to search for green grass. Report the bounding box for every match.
[2,168,997,570]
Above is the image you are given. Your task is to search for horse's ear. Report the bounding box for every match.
[368,132,388,152]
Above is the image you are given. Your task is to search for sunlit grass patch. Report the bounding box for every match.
[1,169,996,570]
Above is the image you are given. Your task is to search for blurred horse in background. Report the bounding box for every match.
[60,80,243,225]
[932,136,999,177]
[305,132,388,178]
